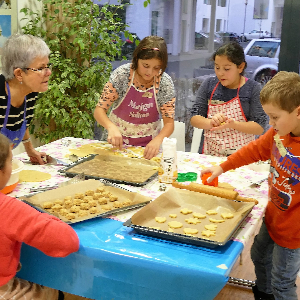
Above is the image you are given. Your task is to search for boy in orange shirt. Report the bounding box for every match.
[201,71,300,300]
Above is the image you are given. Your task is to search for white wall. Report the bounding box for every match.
[17,0,43,31]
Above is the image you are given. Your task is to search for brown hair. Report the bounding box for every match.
[131,36,168,72]
[212,42,247,75]
[0,134,10,170]
[260,71,300,113]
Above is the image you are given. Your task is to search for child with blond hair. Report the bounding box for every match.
[201,71,300,300]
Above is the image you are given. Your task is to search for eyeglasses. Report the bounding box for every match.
[22,63,52,75]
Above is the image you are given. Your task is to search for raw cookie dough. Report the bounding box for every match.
[185,218,201,225]
[206,210,218,215]
[184,228,198,235]
[180,208,193,215]
[168,221,183,229]
[19,170,51,182]
[221,212,234,219]
[193,212,206,219]
[169,214,177,218]
[205,224,218,231]
[155,217,167,223]
[209,218,225,223]
[202,230,216,237]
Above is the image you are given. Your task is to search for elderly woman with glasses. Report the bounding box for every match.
[94,35,176,160]
[0,33,52,164]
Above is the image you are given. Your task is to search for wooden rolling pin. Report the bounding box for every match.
[172,182,258,205]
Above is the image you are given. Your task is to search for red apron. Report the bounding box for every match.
[109,71,161,146]
[203,81,255,156]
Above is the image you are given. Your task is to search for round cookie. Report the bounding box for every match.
[168,221,183,229]
[184,228,198,235]
[155,217,166,223]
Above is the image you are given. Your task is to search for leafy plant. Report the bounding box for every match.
[21,0,129,143]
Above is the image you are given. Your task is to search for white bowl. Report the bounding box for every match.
[1,158,24,194]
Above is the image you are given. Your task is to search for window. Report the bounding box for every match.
[218,0,226,7]
[216,19,221,32]
[247,40,280,58]
[204,0,211,5]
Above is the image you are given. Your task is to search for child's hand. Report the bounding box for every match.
[144,139,160,160]
[210,113,228,128]
[200,166,224,183]
[107,125,123,149]
[210,117,236,131]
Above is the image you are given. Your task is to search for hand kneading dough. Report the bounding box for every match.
[19,170,51,182]
[168,221,183,229]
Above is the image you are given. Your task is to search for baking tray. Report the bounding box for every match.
[19,179,151,224]
[58,154,158,186]
[123,188,255,248]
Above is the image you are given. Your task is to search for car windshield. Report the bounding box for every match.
[247,40,280,58]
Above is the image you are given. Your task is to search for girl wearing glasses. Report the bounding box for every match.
[0,34,52,164]
[94,36,176,160]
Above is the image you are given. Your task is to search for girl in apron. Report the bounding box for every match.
[191,42,267,156]
[94,36,176,160]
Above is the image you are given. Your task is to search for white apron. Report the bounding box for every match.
[203,81,255,156]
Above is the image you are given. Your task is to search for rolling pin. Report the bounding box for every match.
[172,182,258,205]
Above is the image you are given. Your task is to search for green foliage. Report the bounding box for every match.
[143,0,151,8]
[21,0,128,143]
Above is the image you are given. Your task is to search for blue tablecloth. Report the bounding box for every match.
[18,217,243,300]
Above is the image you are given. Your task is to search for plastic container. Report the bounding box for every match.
[0,158,24,194]
[201,172,218,187]
[177,172,198,182]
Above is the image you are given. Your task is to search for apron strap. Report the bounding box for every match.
[4,82,27,127]
[209,76,242,105]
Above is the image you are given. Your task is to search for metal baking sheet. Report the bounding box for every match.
[123,187,255,248]
[19,179,151,224]
[58,154,158,186]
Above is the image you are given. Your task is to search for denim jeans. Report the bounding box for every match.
[251,220,300,300]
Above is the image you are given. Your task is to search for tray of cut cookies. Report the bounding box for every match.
[58,153,159,186]
[123,187,255,248]
[19,179,152,224]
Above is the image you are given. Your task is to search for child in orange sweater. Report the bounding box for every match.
[201,71,300,300]
[0,133,79,299]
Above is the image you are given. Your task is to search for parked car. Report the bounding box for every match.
[217,31,240,43]
[241,30,271,41]
[195,32,223,50]
[244,38,280,85]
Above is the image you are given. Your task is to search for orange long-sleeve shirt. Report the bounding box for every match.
[0,194,79,286]
[221,128,300,249]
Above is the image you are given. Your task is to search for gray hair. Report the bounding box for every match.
[1,34,50,80]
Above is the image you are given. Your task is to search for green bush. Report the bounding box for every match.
[21,0,131,143]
